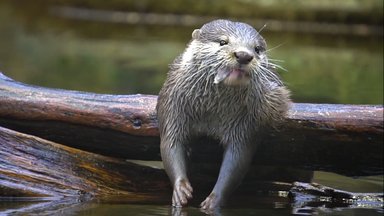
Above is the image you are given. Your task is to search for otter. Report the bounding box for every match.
[156,19,290,211]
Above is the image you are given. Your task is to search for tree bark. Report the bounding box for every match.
[0,126,170,199]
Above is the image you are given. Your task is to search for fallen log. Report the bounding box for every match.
[0,125,309,203]
[1,125,382,214]
[289,182,384,213]
[0,72,383,176]
[0,124,310,195]
[0,126,170,199]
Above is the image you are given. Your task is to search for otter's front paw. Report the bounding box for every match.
[200,192,222,211]
[172,179,193,207]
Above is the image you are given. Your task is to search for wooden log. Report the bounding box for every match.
[0,125,306,201]
[0,72,158,137]
[0,126,170,199]
[0,72,383,175]
[1,126,381,214]
[289,182,384,213]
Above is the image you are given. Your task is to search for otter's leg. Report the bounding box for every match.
[200,142,254,210]
[161,138,193,207]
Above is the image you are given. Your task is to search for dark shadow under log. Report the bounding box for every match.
[0,72,382,176]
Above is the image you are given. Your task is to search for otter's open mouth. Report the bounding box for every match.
[214,68,250,85]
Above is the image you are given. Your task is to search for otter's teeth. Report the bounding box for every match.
[214,69,231,84]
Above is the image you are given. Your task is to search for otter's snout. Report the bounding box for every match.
[234,51,253,64]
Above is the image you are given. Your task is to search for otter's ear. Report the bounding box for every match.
[192,29,201,39]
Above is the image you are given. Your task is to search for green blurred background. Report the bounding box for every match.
[0,0,382,104]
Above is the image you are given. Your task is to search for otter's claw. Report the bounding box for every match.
[200,192,221,211]
[172,179,193,207]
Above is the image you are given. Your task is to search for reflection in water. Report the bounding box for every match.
[0,197,85,215]
[1,189,383,216]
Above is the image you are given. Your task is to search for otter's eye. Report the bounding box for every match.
[219,40,228,46]
[254,46,264,54]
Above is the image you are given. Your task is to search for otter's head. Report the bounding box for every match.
[187,19,267,86]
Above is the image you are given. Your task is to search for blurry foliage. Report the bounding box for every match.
[4,0,384,30]
[47,0,383,24]
[0,20,181,94]
[313,171,383,193]
[0,1,382,104]
[273,45,383,104]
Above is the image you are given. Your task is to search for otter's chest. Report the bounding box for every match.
[190,90,257,135]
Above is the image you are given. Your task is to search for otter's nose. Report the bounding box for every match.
[234,51,254,64]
